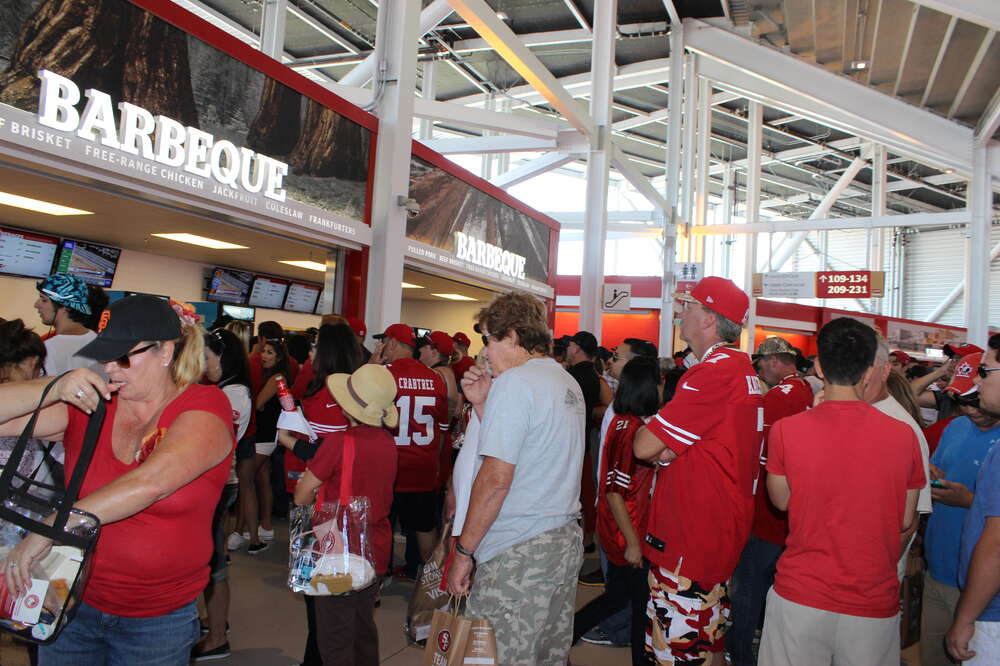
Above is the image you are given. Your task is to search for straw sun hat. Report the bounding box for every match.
[326,364,399,428]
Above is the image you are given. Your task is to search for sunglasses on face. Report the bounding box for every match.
[978,365,1000,379]
[482,333,494,346]
[104,343,158,368]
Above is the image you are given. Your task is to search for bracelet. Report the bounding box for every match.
[455,541,475,560]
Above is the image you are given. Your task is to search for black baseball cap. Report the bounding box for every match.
[569,331,599,357]
[78,295,182,362]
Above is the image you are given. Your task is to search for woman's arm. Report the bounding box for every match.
[0,369,112,439]
[256,374,281,410]
[294,469,322,506]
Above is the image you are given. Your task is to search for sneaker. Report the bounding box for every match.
[247,542,270,556]
[578,568,605,586]
[226,532,248,551]
[580,628,613,646]
[192,641,231,661]
[258,527,275,542]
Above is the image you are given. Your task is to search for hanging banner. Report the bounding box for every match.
[886,320,965,355]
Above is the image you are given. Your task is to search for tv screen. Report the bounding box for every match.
[207,267,252,304]
[0,226,59,279]
[222,304,255,321]
[284,282,321,313]
[55,239,121,287]
[248,276,289,309]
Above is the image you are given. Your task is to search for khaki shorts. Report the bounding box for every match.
[646,565,730,665]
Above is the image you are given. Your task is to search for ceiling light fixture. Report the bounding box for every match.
[151,233,248,250]
[278,260,327,272]
[0,191,92,216]
[402,282,424,289]
[432,293,477,301]
[847,59,869,71]
[496,10,510,21]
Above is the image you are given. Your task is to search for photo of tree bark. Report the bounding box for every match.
[0,0,370,223]
[407,158,551,284]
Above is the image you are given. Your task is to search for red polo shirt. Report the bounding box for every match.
[643,346,764,585]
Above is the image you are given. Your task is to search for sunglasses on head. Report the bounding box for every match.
[978,365,1000,379]
[103,343,158,368]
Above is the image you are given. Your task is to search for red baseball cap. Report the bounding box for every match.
[945,352,982,397]
[944,343,984,358]
[684,276,750,326]
[423,331,455,356]
[373,323,415,347]
[346,317,366,339]
[889,350,913,365]
[452,332,471,348]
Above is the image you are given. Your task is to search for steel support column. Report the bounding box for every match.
[579,0,617,337]
[869,144,887,313]
[419,59,437,141]
[693,71,711,261]
[659,24,684,356]
[680,55,697,228]
[743,100,762,352]
[964,144,992,347]
[259,0,287,59]
[720,164,734,277]
[365,0,421,335]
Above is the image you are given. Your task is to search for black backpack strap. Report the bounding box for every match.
[0,374,66,497]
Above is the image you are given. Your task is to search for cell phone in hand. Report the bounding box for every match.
[931,479,946,489]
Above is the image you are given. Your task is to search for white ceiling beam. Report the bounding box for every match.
[452,28,592,53]
[420,129,588,154]
[546,210,659,223]
[443,0,596,137]
[892,4,921,98]
[563,0,591,32]
[948,29,995,119]
[976,86,1000,143]
[661,1,682,25]
[908,0,1000,32]
[286,5,359,54]
[489,151,582,188]
[922,15,957,108]
[708,137,863,176]
[611,143,673,213]
[613,107,671,131]
[692,210,970,234]
[684,20,977,176]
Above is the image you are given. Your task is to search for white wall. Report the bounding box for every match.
[0,248,321,332]
[401,298,484,356]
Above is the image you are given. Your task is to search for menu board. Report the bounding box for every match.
[284,282,321,313]
[207,267,253,304]
[0,227,59,278]
[248,276,289,309]
[55,239,121,287]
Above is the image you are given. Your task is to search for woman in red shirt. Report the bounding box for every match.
[294,364,399,666]
[0,296,234,666]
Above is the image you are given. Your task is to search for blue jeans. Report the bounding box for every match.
[726,535,784,666]
[598,546,632,644]
[39,600,199,666]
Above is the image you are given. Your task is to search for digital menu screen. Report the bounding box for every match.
[55,239,121,287]
[284,282,321,313]
[207,267,252,304]
[248,276,289,309]
[222,304,255,321]
[0,227,59,279]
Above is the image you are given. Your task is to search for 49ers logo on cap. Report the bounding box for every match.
[97,310,111,333]
[437,629,452,652]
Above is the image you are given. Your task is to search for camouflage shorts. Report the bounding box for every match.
[646,565,731,665]
[467,522,583,665]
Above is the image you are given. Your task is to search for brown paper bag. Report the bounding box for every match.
[463,618,498,665]
[421,603,472,666]
[406,520,453,644]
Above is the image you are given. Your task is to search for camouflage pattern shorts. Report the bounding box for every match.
[467,522,583,665]
[646,565,731,665]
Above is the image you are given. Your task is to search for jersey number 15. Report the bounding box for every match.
[394,395,436,447]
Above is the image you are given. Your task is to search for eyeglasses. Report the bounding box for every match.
[978,365,1000,379]
[104,343,158,368]
[481,332,494,346]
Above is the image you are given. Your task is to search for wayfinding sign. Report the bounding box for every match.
[753,270,885,299]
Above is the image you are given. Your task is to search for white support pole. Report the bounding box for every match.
[481,92,496,180]
[743,100,762,352]
[365,0,421,333]
[660,24,684,356]
[497,98,512,174]
[770,157,868,272]
[870,144,887,313]
[720,163,734,277]
[964,144,992,347]
[419,59,436,140]
[694,72,711,263]
[681,55,697,226]
[259,0,288,59]
[579,0,617,338]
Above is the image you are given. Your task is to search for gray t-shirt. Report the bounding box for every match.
[474,357,585,564]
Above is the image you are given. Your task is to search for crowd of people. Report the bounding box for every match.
[0,270,998,666]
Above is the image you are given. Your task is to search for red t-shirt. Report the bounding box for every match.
[386,358,448,493]
[284,386,349,492]
[643,347,764,585]
[63,384,234,617]
[768,401,926,618]
[923,416,955,456]
[597,414,654,566]
[306,426,397,576]
[291,358,315,401]
[752,375,813,546]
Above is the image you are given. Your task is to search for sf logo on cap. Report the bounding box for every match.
[97,310,111,333]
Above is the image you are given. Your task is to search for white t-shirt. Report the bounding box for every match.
[873,394,932,580]
[469,357,585,564]
[221,383,252,485]
[43,331,97,377]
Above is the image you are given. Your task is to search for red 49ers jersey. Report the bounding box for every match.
[386,358,449,492]
[643,347,764,585]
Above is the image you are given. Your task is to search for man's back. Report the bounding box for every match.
[768,401,925,618]
[386,357,448,493]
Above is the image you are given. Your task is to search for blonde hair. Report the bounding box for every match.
[224,320,252,352]
[170,324,206,387]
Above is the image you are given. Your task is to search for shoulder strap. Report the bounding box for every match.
[0,374,65,497]
[339,431,355,506]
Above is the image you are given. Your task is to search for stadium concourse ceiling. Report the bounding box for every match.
[182,0,998,221]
